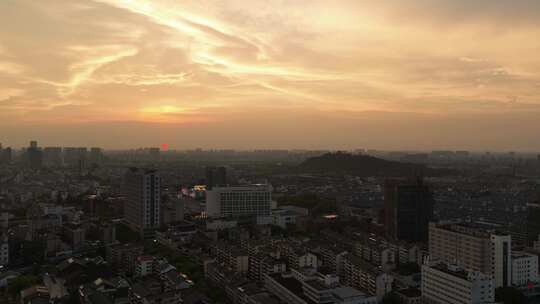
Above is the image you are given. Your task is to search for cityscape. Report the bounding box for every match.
[0,142,539,304]
[2,1,540,304]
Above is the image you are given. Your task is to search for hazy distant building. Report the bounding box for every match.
[527,203,540,246]
[0,144,11,165]
[89,147,103,165]
[422,261,494,304]
[124,168,161,238]
[384,178,433,242]
[206,184,272,218]
[205,166,227,189]
[429,222,512,288]
[43,147,63,167]
[63,147,87,168]
[148,147,160,161]
[27,140,43,170]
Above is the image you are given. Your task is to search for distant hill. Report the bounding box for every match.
[298,152,443,177]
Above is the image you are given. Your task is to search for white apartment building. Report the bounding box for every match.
[205,184,272,218]
[429,223,512,288]
[422,261,495,304]
[511,252,539,287]
[491,234,512,288]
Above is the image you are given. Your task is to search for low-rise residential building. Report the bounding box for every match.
[106,243,144,275]
[340,254,394,301]
[264,271,377,304]
[135,256,155,278]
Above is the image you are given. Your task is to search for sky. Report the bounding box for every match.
[1,0,540,150]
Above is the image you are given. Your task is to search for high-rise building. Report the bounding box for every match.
[148,147,160,161]
[63,147,87,168]
[124,168,161,238]
[527,203,540,246]
[205,184,272,218]
[422,261,495,304]
[206,166,227,189]
[384,178,434,242]
[27,140,43,170]
[429,222,512,288]
[491,234,512,288]
[89,147,103,165]
[43,147,63,167]
[2,147,11,164]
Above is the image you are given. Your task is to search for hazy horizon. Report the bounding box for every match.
[2,1,540,150]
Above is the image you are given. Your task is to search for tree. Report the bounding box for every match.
[8,275,40,296]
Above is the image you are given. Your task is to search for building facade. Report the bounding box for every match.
[205,185,272,218]
[124,168,161,238]
[384,178,433,242]
[429,222,512,288]
[422,261,495,304]
[511,252,539,287]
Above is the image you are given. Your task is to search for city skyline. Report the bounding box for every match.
[1,1,540,150]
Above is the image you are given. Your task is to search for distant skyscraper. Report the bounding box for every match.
[89,147,103,165]
[124,168,161,238]
[43,147,63,167]
[384,178,433,242]
[63,147,87,168]
[27,140,43,170]
[205,166,227,189]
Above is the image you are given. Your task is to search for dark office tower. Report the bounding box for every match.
[205,166,227,189]
[27,141,43,170]
[384,177,434,242]
[124,168,161,239]
[527,202,540,246]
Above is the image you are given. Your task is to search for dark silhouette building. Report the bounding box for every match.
[527,202,540,246]
[205,166,227,189]
[124,168,161,239]
[27,140,43,170]
[0,145,12,165]
[384,177,434,242]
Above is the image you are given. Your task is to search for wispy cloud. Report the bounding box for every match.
[1,0,540,149]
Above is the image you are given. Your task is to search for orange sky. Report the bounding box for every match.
[1,0,540,150]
